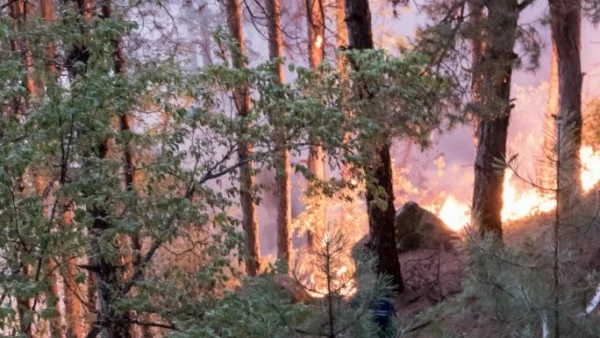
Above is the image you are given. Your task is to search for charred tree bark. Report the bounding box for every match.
[345,0,404,291]
[472,0,520,238]
[306,0,326,248]
[224,0,261,276]
[549,0,582,205]
[266,0,292,270]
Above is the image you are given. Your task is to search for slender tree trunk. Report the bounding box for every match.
[40,0,56,76]
[47,260,61,338]
[38,1,63,335]
[344,0,403,291]
[224,0,261,276]
[336,0,348,65]
[63,0,130,336]
[305,0,327,247]
[54,2,84,331]
[11,0,35,97]
[549,0,582,206]
[10,2,34,334]
[470,0,486,148]
[336,0,353,183]
[62,203,83,338]
[266,0,292,270]
[472,0,520,238]
[541,43,559,186]
[86,270,98,331]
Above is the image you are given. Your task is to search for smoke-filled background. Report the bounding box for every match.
[143,0,600,257]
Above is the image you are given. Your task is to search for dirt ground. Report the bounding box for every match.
[392,194,600,337]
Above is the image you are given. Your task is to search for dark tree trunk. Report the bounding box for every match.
[472,0,520,238]
[306,0,326,248]
[549,0,582,205]
[266,0,292,269]
[224,0,261,276]
[90,200,131,338]
[344,0,403,291]
[470,0,486,148]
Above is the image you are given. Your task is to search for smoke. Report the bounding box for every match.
[150,0,600,256]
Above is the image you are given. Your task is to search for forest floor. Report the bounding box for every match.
[396,190,600,337]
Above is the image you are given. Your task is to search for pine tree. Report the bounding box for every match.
[224,0,262,276]
[471,0,521,238]
[549,0,583,206]
[306,0,327,248]
[344,0,404,290]
[266,0,293,270]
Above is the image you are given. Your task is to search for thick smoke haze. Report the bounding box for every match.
[157,0,600,257]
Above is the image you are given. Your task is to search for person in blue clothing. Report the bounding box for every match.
[351,234,397,337]
[373,296,396,335]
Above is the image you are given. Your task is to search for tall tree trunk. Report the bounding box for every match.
[38,1,63,335]
[344,0,403,291]
[224,0,261,276]
[472,0,520,238]
[541,43,559,186]
[10,1,34,334]
[266,0,292,270]
[62,202,83,338]
[470,0,486,148]
[549,0,582,206]
[336,0,348,66]
[306,0,326,248]
[11,0,35,98]
[63,0,130,336]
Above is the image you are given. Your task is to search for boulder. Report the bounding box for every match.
[395,201,458,253]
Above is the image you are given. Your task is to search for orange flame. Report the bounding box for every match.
[438,145,600,231]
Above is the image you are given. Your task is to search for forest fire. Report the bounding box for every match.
[436,145,600,231]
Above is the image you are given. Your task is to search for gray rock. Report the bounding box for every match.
[395,201,458,253]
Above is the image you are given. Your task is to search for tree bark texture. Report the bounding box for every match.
[225,0,261,276]
[11,0,35,98]
[306,0,326,248]
[470,0,486,148]
[266,0,292,269]
[38,1,63,335]
[345,0,404,291]
[9,2,34,334]
[549,0,583,204]
[472,0,520,238]
[62,203,83,338]
[336,0,348,64]
[65,0,131,336]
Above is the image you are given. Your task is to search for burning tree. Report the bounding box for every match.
[414,119,600,338]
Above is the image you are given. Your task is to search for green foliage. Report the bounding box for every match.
[0,1,460,335]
